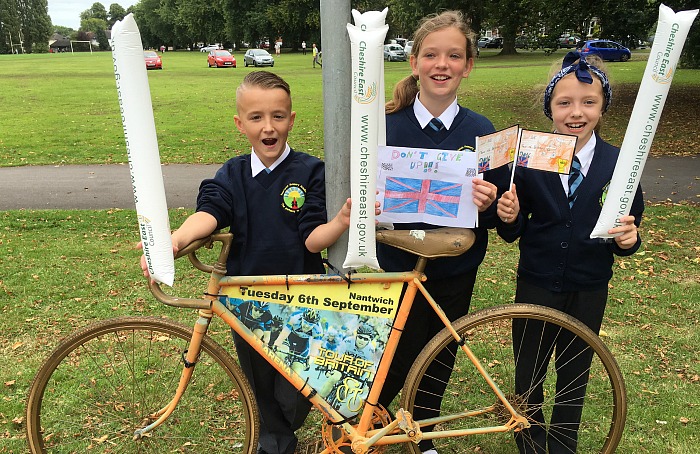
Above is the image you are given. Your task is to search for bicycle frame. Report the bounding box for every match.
[147,231,529,452]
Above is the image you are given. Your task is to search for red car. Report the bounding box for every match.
[207,50,236,68]
[143,50,162,70]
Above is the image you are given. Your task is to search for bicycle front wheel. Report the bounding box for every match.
[26,316,259,453]
[400,304,626,453]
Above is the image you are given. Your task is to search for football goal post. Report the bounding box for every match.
[70,40,94,53]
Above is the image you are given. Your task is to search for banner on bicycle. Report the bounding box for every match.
[221,281,402,417]
[376,145,479,227]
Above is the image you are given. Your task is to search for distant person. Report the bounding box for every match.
[275,40,281,56]
[497,52,644,453]
[312,43,321,68]
[301,40,307,55]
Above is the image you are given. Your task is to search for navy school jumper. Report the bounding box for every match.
[196,149,326,454]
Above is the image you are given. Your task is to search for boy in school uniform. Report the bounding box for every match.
[140,70,360,454]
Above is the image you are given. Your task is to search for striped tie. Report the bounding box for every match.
[568,156,583,208]
[428,117,444,131]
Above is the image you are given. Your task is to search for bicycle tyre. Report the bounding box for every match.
[26,316,259,453]
[400,304,626,453]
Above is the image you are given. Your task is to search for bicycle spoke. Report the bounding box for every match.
[27,317,258,453]
[400,304,625,454]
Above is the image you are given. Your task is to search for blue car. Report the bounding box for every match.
[579,39,631,62]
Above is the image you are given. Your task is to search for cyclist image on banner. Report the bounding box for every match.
[224,299,274,344]
[272,308,324,374]
[221,280,399,417]
[317,324,377,415]
[321,325,344,351]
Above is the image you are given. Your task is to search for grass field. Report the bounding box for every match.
[1,48,698,167]
[0,49,698,452]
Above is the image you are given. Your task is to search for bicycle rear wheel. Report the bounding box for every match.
[26,316,259,453]
[400,304,626,453]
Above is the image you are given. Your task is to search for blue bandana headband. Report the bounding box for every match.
[543,51,612,120]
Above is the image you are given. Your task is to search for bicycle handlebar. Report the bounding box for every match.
[148,228,474,308]
[148,232,233,309]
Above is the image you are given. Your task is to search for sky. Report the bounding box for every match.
[48,1,138,30]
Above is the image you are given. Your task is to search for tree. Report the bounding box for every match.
[0,0,21,53]
[1,0,52,53]
[387,0,486,41]
[81,16,109,49]
[53,25,75,36]
[108,3,126,28]
[657,0,700,68]
[80,2,108,23]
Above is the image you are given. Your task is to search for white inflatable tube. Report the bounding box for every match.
[343,19,388,270]
[591,4,698,238]
[351,8,388,146]
[111,14,175,285]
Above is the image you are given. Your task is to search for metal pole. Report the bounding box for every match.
[320,0,352,271]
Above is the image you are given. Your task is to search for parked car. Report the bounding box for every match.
[558,35,581,48]
[143,50,162,70]
[207,49,236,68]
[477,37,491,48]
[579,39,631,61]
[383,44,406,62]
[484,37,503,48]
[244,48,274,67]
[200,44,220,52]
[404,40,413,55]
[515,36,536,49]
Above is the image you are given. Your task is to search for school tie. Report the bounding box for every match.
[568,156,583,208]
[265,168,272,174]
[428,117,444,132]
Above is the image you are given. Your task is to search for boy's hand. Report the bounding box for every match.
[136,241,179,282]
[472,179,497,212]
[609,215,638,249]
[497,184,519,224]
[337,196,382,228]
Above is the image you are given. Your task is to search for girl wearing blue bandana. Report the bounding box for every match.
[496,52,644,453]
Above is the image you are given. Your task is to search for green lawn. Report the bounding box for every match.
[0,206,698,452]
[1,48,698,167]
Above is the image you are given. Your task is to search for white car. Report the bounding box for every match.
[404,40,413,56]
[383,44,406,62]
[200,44,220,52]
[244,48,275,67]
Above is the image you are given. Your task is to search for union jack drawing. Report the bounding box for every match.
[517,153,530,168]
[384,177,461,217]
[478,158,491,173]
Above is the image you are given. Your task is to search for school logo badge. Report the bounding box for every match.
[600,181,610,206]
[282,184,306,212]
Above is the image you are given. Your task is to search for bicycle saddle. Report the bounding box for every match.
[376,227,475,259]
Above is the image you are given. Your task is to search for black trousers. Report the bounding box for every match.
[378,269,478,451]
[513,278,608,454]
[233,334,311,454]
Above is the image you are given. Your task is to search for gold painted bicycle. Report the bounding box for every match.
[26,228,626,453]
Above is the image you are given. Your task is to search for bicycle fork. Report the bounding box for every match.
[132,309,213,440]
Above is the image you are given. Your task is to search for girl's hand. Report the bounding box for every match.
[472,179,497,212]
[497,184,519,224]
[609,215,638,249]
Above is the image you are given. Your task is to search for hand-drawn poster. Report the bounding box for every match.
[476,124,519,172]
[221,281,402,418]
[376,145,479,227]
[516,129,577,174]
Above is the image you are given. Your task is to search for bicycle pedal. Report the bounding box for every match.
[396,408,422,443]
